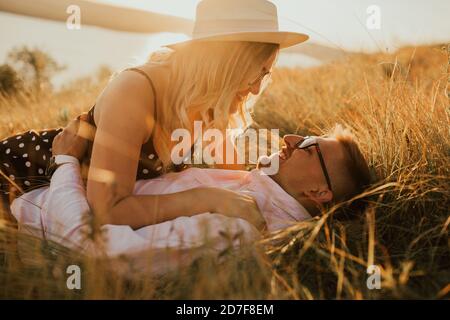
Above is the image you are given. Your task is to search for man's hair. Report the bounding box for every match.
[327,124,372,218]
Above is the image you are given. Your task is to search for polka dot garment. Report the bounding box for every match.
[0,128,62,216]
[0,129,61,194]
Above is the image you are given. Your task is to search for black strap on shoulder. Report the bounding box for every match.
[85,67,158,135]
[124,67,158,121]
[86,105,96,126]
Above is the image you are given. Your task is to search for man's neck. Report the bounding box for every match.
[268,173,321,217]
[296,197,321,217]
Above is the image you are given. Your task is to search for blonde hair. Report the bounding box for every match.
[147,41,279,167]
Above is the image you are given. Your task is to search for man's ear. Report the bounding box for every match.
[304,188,333,204]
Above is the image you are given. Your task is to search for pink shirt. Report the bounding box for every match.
[11,163,310,274]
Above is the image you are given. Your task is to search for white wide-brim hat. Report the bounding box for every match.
[164,0,309,49]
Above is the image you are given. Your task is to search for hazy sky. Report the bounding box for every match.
[103,0,450,51]
[1,0,449,87]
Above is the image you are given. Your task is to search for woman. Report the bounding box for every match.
[0,0,309,230]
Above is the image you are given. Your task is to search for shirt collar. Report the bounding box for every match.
[244,169,312,228]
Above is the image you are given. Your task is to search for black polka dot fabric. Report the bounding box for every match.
[0,128,61,192]
[0,128,62,215]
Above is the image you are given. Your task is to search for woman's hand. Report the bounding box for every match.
[205,187,267,231]
[52,113,93,160]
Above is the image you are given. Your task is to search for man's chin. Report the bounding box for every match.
[257,153,282,170]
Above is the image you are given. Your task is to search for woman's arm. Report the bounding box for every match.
[104,188,226,228]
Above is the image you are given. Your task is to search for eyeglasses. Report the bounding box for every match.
[248,68,272,87]
[296,136,333,193]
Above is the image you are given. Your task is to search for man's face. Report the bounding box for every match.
[271,134,346,204]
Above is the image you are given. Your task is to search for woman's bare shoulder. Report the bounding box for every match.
[89,67,159,145]
[98,68,155,105]
[93,67,156,124]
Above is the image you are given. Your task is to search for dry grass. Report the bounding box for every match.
[0,44,449,299]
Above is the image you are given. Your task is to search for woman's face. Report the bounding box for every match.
[231,50,279,111]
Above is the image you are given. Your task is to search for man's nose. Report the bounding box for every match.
[283,135,304,148]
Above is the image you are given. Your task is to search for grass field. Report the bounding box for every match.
[0,44,449,299]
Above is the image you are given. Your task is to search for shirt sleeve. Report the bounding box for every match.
[41,161,92,249]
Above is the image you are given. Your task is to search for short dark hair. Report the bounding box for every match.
[327,125,372,218]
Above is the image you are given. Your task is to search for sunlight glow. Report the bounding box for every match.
[99,0,199,19]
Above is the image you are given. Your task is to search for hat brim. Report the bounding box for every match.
[163,31,309,49]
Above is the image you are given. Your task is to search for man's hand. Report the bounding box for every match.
[52,113,93,160]
[205,187,267,232]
